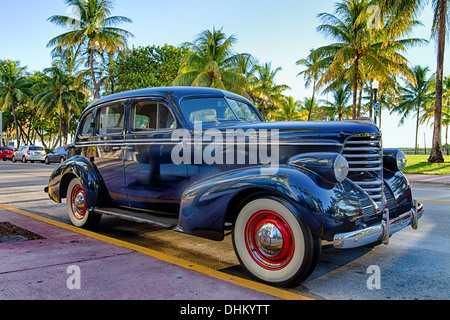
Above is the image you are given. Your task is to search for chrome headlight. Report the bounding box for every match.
[383,149,407,172]
[396,150,407,171]
[288,153,349,184]
[334,155,350,183]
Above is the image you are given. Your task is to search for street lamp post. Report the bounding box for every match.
[372,80,379,125]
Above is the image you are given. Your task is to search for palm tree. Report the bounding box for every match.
[315,0,421,119]
[443,76,450,154]
[0,60,33,148]
[296,49,327,121]
[47,0,133,99]
[375,0,448,162]
[174,27,248,95]
[33,65,84,147]
[234,53,260,101]
[320,87,353,121]
[250,62,290,120]
[391,65,435,154]
[276,96,303,121]
[429,0,448,162]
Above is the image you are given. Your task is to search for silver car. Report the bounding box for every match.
[12,146,46,163]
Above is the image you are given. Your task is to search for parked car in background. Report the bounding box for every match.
[0,147,14,161]
[45,87,424,287]
[12,145,46,163]
[45,146,68,164]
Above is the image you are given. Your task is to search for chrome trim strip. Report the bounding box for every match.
[74,141,343,147]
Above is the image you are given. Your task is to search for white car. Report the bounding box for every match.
[12,146,46,163]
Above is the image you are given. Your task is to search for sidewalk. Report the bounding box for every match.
[0,205,300,301]
[405,173,450,186]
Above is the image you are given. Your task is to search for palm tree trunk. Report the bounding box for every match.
[89,47,100,99]
[352,58,359,119]
[415,104,420,154]
[357,88,362,118]
[446,124,449,155]
[59,110,63,148]
[429,0,446,163]
[308,80,316,121]
[11,100,20,148]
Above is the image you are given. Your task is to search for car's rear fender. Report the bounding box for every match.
[47,156,102,210]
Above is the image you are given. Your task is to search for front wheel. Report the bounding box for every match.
[66,178,101,230]
[232,197,321,288]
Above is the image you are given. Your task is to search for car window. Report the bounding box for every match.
[158,104,176,130]
[226,98,262,122]
[30,147,44,151]
[132,101,157,132]
[79,112,94,136]
[98,104,124,135]
[181,98,239,124]
[131,101,176,132]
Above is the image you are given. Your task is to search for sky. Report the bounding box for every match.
[0,0,448,148]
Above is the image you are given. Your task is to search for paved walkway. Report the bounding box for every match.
[0,205,306,301]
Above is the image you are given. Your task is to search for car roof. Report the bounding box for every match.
[84,86,251,110]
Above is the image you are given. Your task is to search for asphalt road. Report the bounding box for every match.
[1,161,449,300]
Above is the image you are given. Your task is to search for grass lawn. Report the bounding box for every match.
[403,154,450,175]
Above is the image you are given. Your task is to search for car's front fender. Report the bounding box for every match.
[175,165,367,241]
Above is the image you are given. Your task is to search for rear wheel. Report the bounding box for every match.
[66,178,101,230]
[232,197,321,288]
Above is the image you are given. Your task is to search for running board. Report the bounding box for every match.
[94,207,178,229]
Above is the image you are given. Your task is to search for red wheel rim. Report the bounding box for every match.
[244,210,295,270]
[70,185,86,221]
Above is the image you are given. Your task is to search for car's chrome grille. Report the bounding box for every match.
[343,134,384,214]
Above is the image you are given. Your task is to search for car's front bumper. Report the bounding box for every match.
[333,200,424,249]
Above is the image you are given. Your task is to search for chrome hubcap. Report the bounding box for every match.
[256,223,284,257]
[245,210,295,270]
[71,186,86,220]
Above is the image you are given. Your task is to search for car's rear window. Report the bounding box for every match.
[29,147,44,151]
[0,147,12,151]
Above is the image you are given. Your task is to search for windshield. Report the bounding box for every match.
[181,97,262,124]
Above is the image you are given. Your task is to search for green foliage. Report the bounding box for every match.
[115,45,187,92]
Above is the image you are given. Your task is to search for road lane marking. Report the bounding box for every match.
[0,203,314,301]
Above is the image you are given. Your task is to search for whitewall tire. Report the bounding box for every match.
[232,196,320,287]
[66,178,101,229]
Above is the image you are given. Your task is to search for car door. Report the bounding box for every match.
[15,146,25,160]
[124,98,188,214]
[49,147,60,162]
[93,101,128,206]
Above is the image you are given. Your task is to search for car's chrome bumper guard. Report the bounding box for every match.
[333,200,424,249]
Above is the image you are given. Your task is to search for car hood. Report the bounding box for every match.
[201,120,380,145]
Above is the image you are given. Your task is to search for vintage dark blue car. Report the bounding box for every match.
[45,87,423,287]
